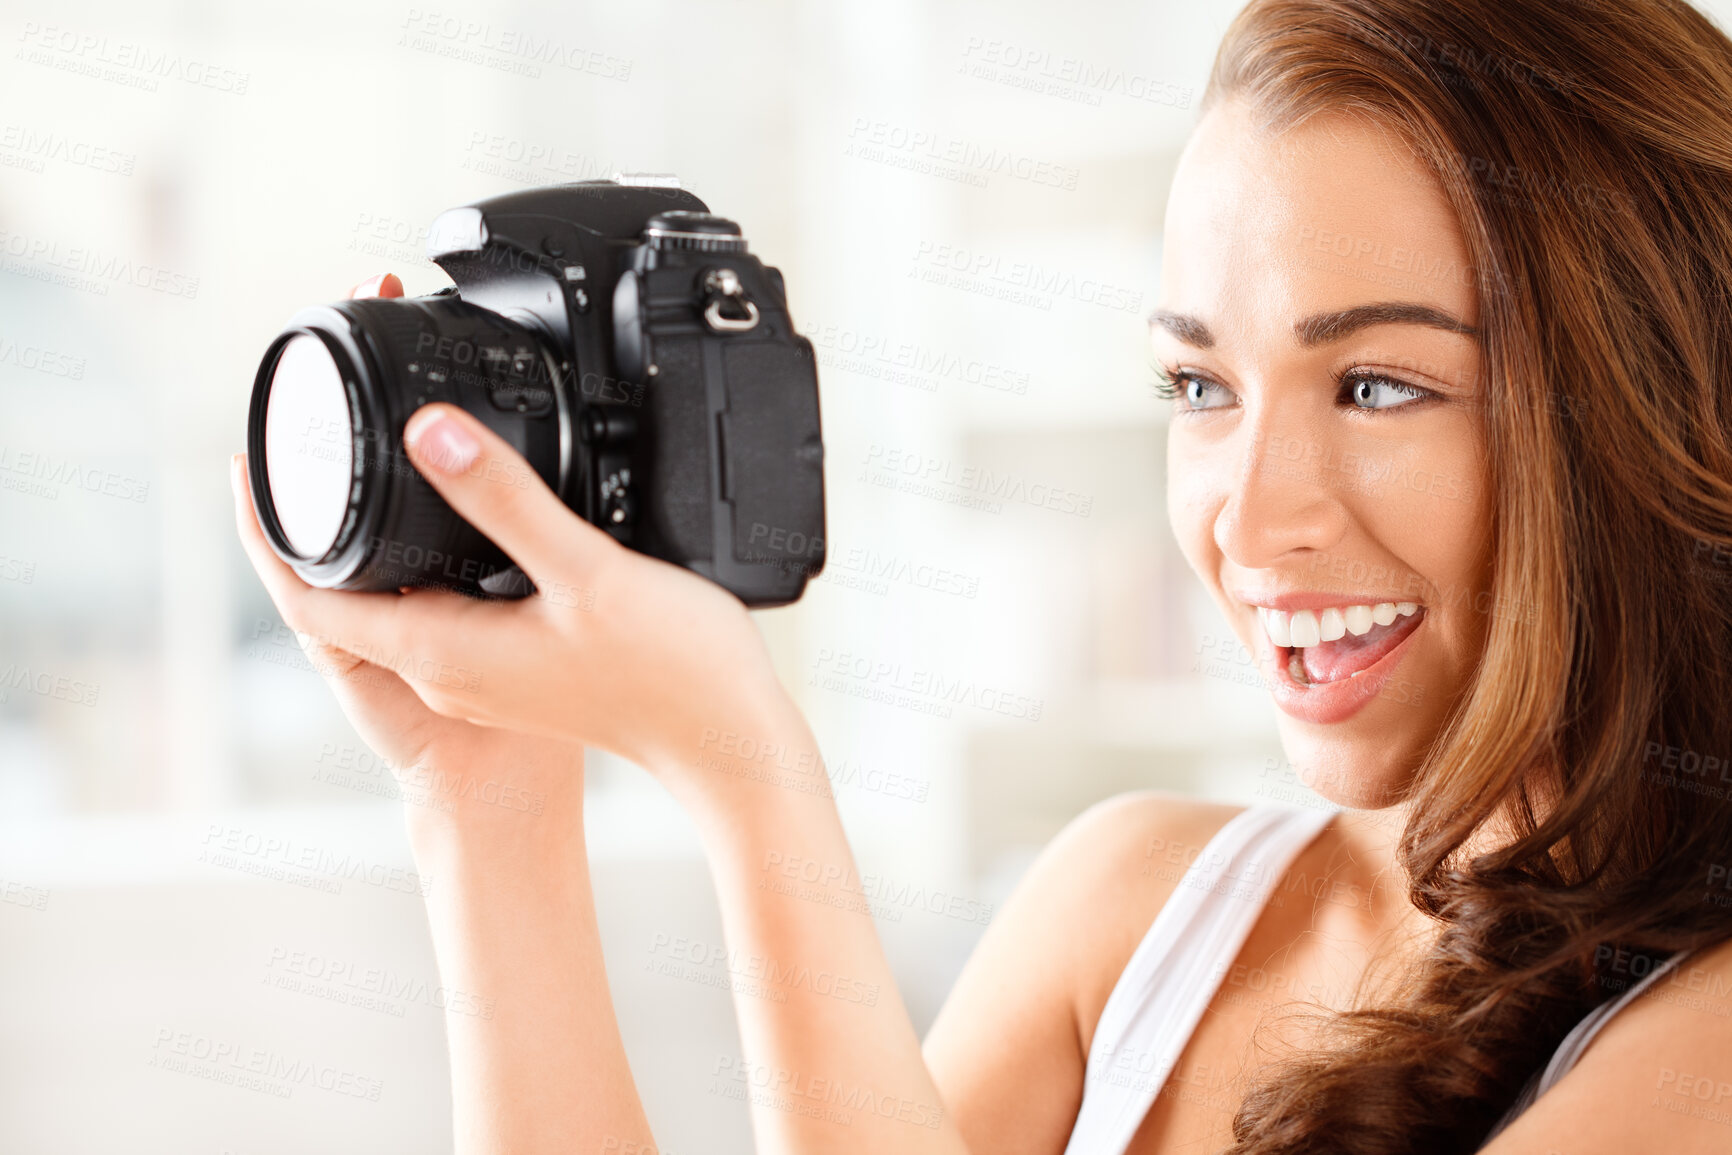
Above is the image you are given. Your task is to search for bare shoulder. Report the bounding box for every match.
[937,788,1248,1021]
[1577,934,1732,1068]
[1010,790,1251,1046]
[1480,936,1732,1154]
[1016,790,1248,932]
[921,790,1246,1155]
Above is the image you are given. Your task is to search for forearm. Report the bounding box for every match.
[664,698,970,1155]
[407,761,654,1155]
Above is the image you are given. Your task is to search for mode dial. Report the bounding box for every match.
[644,211,748,253]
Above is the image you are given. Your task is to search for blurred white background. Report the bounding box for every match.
[7,1,1717,1151]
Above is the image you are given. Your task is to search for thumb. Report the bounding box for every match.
[401,402,620,588]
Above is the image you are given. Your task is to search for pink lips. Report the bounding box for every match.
[1263,611,1425,725]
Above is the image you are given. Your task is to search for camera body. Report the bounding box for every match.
[247,177,827,607]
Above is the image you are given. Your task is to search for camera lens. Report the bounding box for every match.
[261,334,354,559]
[248,298,567,596]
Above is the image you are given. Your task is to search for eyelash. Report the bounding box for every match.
[1151,365,1436,412]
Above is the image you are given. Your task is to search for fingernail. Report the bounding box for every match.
[229,453,244,496]
[354,273,385,298]
[404,409,479,474]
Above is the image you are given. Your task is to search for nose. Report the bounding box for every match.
[1213,411,1351,569]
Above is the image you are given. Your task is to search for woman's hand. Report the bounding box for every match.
[235,274,669,1153]
[234,272,972,1155]
[233,274,972,1155]
[233,274,595,836]
[231,272,796,808]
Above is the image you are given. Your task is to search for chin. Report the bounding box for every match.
[1274,719,1420,811]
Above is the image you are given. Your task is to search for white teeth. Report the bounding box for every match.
[1258,601,1422,651]
[1261,607,1292,648]
[1318,607,1346,643]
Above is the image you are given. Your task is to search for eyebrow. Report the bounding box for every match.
[1148,302,1479,349]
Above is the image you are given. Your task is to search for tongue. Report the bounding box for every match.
[1299,612,1422,683]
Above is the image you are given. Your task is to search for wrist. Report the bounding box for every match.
[405,796,587,886]
[400,746,586,860]
[646,685,833,825]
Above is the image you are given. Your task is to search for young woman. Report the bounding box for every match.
[231,0,1732,1151]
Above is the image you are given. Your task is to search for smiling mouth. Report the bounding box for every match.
[1258,603,1425,686]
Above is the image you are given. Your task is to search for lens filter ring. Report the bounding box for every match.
[247,307,384,585]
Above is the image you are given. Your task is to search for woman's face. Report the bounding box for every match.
[1157,99,1494,808]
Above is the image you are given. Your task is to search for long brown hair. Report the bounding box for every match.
[1204,1,1732,1150]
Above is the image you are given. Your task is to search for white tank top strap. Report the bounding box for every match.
[1064,802,1340,1155]
[1478,946,1694,1146]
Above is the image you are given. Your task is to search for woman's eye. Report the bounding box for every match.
[1345,373,1430,411]
[1157,369,1235,411]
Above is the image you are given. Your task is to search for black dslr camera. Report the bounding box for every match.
[246,176,826,607]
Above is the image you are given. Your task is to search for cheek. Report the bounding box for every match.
[1333,439,1493,700]
[1165,427,1222,572]
[1346,417,1490,596]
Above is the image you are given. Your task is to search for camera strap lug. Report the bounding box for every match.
[701,267,760,333]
